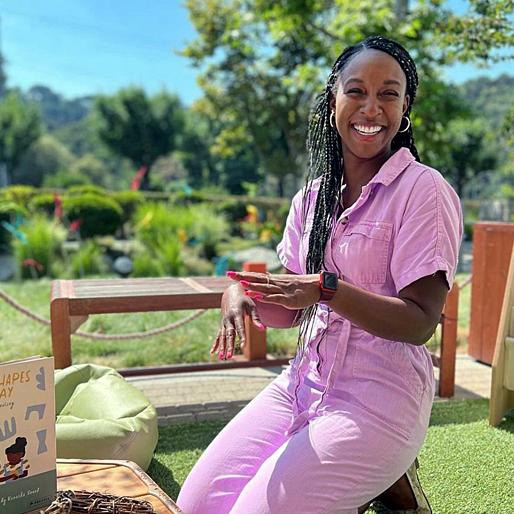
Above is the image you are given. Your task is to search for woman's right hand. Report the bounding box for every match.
[210,283,265,360]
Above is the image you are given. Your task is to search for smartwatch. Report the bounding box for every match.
[319,271,338,304]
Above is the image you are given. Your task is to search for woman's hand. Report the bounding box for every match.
[210,283,265,360]
[227,271,321,310]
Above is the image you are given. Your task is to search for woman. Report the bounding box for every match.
[177,35,462,514]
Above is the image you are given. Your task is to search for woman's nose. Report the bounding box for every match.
[360,96,382,118]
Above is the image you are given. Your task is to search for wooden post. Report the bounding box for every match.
[490,243,514,426]
[242,262,268,361]
[469,222,514,364]
[439,283,459,397]
[50,297,72,369]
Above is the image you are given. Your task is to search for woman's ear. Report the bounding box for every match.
[329,94,336,112]
[403,94,410,115]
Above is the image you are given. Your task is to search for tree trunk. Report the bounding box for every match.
[277,176,285,197]
[395,0,409,20]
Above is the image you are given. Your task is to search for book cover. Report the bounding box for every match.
[0,357,56,514]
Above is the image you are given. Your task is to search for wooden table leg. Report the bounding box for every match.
[51,298,72,369]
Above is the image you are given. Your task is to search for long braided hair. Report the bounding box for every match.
[297,35,420,357]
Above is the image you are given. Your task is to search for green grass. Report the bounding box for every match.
[0,278,298,366]
[148,399,514,514]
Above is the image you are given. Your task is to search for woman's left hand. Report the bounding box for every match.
[227,271,321,309]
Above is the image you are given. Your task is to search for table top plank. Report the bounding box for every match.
[57,465,149,497]
[54,459,183,514]
[57,461,118,478]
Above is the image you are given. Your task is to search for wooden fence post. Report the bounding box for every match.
[242,261,268,361]
[439,283,459,397]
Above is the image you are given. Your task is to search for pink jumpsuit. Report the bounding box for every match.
[177,147,463,514]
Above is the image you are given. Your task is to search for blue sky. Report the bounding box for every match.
[1,0,512,105]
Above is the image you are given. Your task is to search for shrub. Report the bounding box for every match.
[154,237,184,276]
[190,205,230,259]
[29,193,59,217]
[43,169,92,188]
[110,191,145,224]
[3,185,36,205]
[11,215,66,279]
[68,184,107,197]
[63,194,123,238]
[132,253,165,277]
[70,241,107,277]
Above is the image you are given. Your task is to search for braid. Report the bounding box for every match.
[297,35,420,352]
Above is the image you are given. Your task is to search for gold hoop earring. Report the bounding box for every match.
[329,111,336,129]
[398,116,411,133]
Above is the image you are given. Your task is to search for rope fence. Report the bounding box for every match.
[0,288,207,341]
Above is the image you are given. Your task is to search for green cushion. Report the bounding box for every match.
[55,364,158,471]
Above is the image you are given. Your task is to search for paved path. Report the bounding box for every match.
[127,354,491,425]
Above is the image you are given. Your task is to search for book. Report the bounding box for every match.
[0,356,56,514]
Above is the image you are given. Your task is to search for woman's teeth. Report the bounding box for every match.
[353,124,382,135]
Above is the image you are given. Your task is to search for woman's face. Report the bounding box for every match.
[331,49,409,161]
[7,451,23,465]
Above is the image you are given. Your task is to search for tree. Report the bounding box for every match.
[182,0,514,195]
[0,51,6,98]
[14,134,74,186]
[432,118,498,197]
[0,92,42,184]
[94,88,184,190]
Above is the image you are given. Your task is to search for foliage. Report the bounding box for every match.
[29,193,58,216]
[131,252,166,277]
[0,92,42,184]
[67,184,107,196]
[2,184,37,205]
[70,153,106,184]
[110,191,145,224]
[13,134,75,186]
[63,193,123,238]
[94,87,184,189]
[11,215,66,279]
[24,85,91,131]
[430,118,499,197]
[42,168,92,188]
[182,0,514,194]
[69,241,107,278]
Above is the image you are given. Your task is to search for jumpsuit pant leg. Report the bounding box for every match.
[177,370,432,514]
[176,371,295,514]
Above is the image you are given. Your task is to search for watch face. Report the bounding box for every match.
[323,272,338,290]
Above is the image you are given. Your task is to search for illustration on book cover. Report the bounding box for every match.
[0,357,56,513]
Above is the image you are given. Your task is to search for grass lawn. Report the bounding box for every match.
[148,399,514,514]
[0,273,471,366]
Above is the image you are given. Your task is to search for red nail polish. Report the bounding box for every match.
[240,280,250,287]
[246,291,264,299]
[255,321,266,330]
[227,352,232,359]
[226,271,237,278]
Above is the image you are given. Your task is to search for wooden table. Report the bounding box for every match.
[48,458,184,513]
[50,276,232,369]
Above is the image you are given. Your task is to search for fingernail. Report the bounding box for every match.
[218,351,223,359]
[227,351,232,359]
[246,291,264,299]
[240,280,250,287]
[226,271,237,278]
[255,321,266,330]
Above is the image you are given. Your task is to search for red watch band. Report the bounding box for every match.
[319,271,338,304]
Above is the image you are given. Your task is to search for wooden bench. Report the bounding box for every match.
[50,277,460,397]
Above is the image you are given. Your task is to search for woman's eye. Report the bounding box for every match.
[383,90,399,97]
[346,89,363,95]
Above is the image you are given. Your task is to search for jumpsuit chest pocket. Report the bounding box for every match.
[337,221,392,284]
